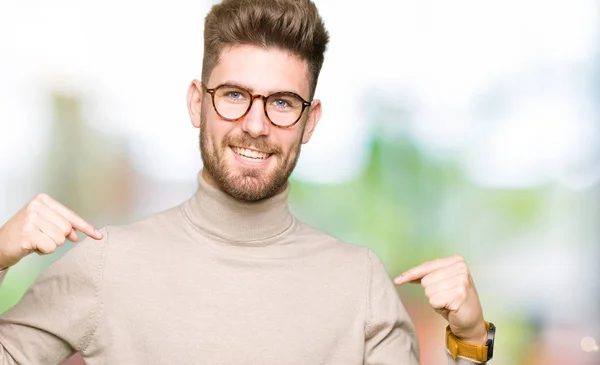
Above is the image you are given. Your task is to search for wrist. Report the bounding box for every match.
[0,228,9,270]
[0,252,13,271]
[446,321,495,362]
[455,322,488,345]
[0,252,9,271]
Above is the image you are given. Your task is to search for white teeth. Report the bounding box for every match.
[232,147,270,160]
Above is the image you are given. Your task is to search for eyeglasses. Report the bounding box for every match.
[202,83,312,129]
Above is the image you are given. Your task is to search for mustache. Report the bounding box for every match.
[223,134,282,154]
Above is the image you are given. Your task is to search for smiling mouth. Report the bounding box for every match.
[231,146,272,160]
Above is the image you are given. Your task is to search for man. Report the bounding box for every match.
[0,0,494,364]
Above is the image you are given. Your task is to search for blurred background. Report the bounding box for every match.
[0,0,599,364]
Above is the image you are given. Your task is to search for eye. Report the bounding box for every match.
[270,95,298,109]
[273,99,289,108]
[228,91,242,99]
[215,86,248,103]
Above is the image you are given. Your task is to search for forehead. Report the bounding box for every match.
[208,44,310,97]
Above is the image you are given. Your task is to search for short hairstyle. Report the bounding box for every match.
[202,0,329,98]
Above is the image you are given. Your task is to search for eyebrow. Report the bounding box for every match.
[221,80,304,97]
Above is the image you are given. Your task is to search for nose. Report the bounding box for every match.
[240,95,270,138]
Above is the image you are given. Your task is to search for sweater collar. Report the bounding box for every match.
[183,170,294,244]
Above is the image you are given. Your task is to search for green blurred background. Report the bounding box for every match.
[0,1,599,364]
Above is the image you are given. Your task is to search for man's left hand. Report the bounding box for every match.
[394,255,487,344]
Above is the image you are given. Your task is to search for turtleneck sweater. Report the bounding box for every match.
[0,171,483,365]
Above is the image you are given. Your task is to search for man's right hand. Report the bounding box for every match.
[0,193,103,270]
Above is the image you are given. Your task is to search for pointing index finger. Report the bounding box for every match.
[39,194,103,240]
[394,255,464,285]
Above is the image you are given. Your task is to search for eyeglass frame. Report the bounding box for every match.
[202,83,313,129]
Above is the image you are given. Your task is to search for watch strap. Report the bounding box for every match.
[446,321,492,362]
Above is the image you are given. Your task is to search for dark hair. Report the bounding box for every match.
[202,0,329,98]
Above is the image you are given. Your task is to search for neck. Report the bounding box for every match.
[183,170,293,244]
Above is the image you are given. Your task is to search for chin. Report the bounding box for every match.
[203,147,294,202]
[210,164,266,200]
[226,178,277,202]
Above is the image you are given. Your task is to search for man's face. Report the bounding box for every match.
[187,45,322,202]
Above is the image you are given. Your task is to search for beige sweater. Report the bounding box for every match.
[0,172,483,365]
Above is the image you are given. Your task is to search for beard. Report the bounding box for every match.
[199,112,303,202]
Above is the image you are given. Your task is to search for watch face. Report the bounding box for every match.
[486,322,496,359]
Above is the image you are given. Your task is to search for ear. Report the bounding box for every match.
[187,79,204,129]
[301,99,322,144]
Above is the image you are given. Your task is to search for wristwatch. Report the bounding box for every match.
[446,321,495,362]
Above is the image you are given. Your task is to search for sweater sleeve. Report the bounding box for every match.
[364,249,420,364]
[0,227,107,365]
